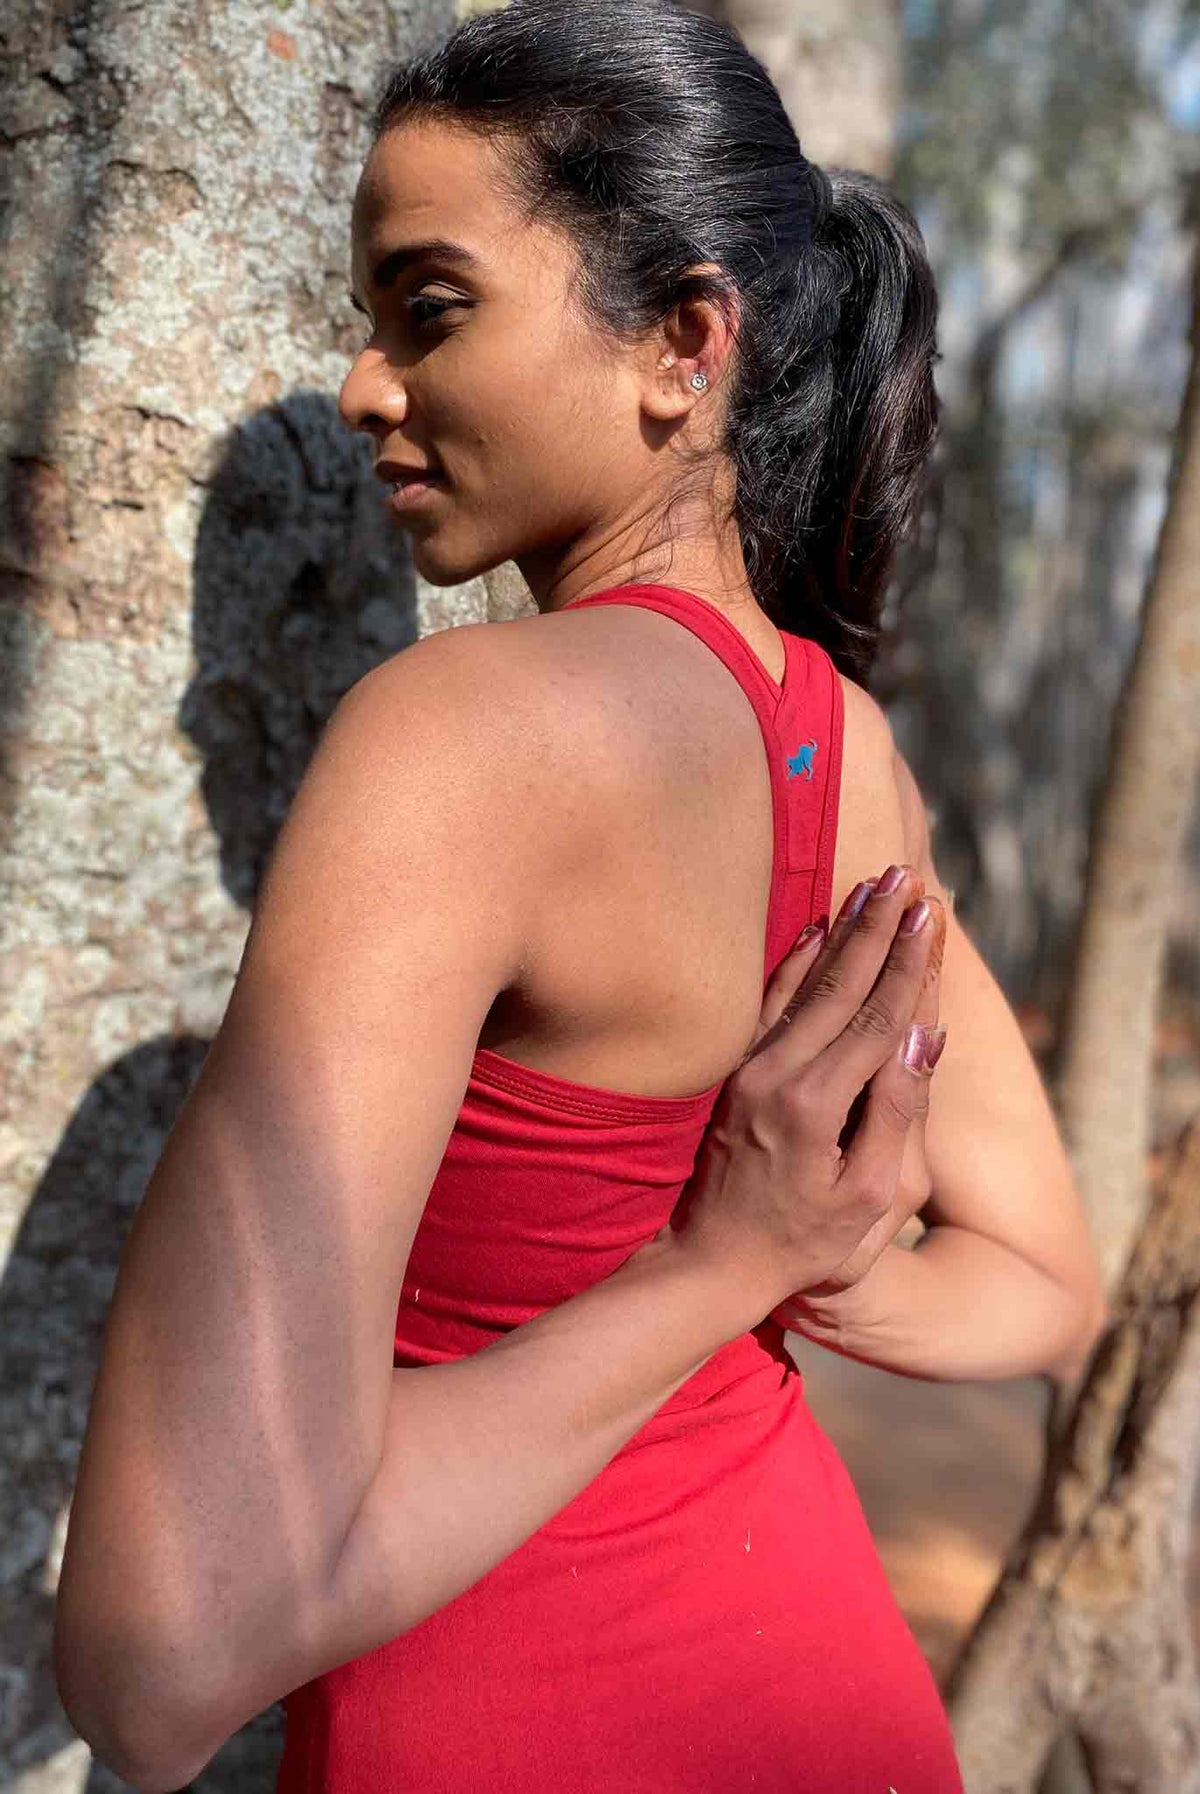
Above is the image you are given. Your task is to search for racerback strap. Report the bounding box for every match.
[559,584,844,984]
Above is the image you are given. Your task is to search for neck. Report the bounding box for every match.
[522,544,761,620]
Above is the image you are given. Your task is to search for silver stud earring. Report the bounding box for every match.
[690,371,708,391]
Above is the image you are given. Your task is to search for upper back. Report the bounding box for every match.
[472,584,846,1101]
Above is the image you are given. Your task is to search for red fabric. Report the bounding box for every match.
[276,585,964,1792]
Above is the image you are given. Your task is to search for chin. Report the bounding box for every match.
[409,533,512,590]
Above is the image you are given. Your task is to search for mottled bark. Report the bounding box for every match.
[698,0,902,178]
[0,3,479,1788]
[945,1118,1200,1794]
[941,180,1200,1794]
[1054,180,1200,1295]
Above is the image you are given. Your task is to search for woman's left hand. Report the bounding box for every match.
[746,877,946,1330]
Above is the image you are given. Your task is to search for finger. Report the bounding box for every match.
[891,899,947,1228]
[773,869,929,1074]
[742,875,889,1063]
[911,889,946,1026]
[909,896,947,1072]
[811,895,937,1097]
[838,1018,935,1202]
[826,865,923,956]
[753,924,827,1041]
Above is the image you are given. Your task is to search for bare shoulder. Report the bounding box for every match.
[337,615,634,811]
[324,615,660,895]
[833,673,946,903]
[367,610,660,749]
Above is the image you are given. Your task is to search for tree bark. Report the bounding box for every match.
[697,0,902,178]
[1,4,472,1786]
[946,170,1200,1794]
[945,1118,1200,1794]
[1054,175,1200,1293]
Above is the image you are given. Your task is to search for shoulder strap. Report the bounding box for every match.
[773,634,844,974]
[561,584,843,985]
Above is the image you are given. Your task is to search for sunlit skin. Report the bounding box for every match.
[340,114,790,674]
[337,101,1104,1315]
[339,118,1105,1393]
[51,105,1108,1794]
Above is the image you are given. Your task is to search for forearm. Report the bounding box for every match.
[66,1233,760,1789]
[317,1234,756,1667]
[786,1222,1105,1384]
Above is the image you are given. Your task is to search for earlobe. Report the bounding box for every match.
[642,352,702,421]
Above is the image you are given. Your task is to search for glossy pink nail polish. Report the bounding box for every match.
[837,880,874,924]
[899,899,931,935]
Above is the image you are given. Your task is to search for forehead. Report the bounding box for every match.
[351,117,517,264]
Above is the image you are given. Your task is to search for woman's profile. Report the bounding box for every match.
[53,3,1109,1790]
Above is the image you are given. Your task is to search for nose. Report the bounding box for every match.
[338,346,407,438]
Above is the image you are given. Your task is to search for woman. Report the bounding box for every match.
[54,3,1108,1789]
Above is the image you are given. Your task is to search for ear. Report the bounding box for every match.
[641,266,739,423]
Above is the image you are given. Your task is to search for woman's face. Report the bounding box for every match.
[341,116,704,606]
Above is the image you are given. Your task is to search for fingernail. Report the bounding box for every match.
[874,864,905,895]
[902,1023,929,1074]
[899,899,931,935]
[794,923,825,952]
[837,880,874,924]
[923,1025,947,1069]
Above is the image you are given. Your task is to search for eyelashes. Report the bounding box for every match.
[405,295,461,331]
[347,292,467,352]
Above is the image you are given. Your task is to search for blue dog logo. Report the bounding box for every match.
[786,738,819,781]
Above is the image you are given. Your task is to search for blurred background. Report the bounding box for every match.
[2,0,1198,1787]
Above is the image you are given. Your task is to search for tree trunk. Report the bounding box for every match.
[945,1118,1200,1794]
[1054,175,1200,1294]
[1,4,474,1787]
[947,171,1200,1794]
[698,0,901,177]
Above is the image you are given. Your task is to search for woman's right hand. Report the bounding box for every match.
[659,866,946,1326]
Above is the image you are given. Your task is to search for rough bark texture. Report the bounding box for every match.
[951,182,1200,1794]
[945,1119,1200,1794]
[0,4,500,1788]
[698,0,901,177]
[1054,181,1200,1295]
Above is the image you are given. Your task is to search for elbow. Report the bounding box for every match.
[57,1685,220,1794]
[55,1683,196,1794]
[61,1724,205,1794]
[1046,1285,1112,1389]
[54,1609,224,1793]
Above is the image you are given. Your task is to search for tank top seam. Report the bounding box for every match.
[811,649,845,928]
[468,1043,721,1123]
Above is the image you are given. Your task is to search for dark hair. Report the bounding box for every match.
[369,0,940,684]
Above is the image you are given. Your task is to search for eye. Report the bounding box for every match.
[405,293,463,331]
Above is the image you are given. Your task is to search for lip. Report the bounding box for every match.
[371,462,446,520]
[386,473,447,514]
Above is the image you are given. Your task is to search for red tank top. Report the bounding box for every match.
[276,584,964,1793]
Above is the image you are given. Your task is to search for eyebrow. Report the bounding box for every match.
[348,237,484,312]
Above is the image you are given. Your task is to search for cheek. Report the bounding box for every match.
[427,310,629,522]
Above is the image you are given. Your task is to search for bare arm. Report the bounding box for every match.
[95,1240,754,1792]
[56,626,760,1789]
[54,623,943,1791]
[786,681,1109,1384]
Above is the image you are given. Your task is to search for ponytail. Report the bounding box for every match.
[727,169,941,683]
